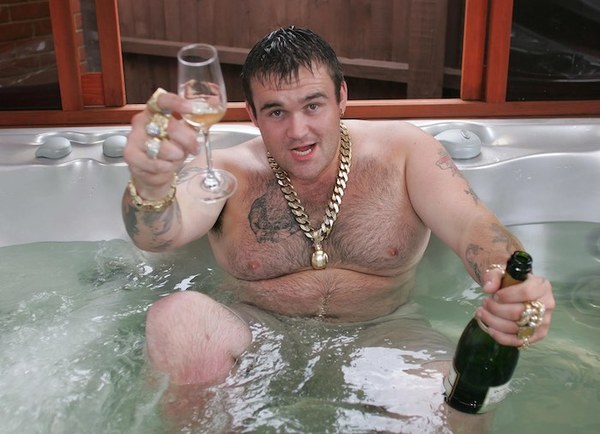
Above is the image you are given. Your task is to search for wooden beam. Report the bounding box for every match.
[484,0,514,103]
[337,57,409,83]
[95,0,125,106]
[81,72,105,106]
[460,0,488,100]
[345,99,600,119]
[48,0,83,110]
[120,36,411,83]
[2,100,599,127]
[120,37,248,64]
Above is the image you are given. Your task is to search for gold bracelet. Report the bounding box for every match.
[127,175,177,212]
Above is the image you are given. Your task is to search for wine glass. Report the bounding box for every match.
[177,43,237,202]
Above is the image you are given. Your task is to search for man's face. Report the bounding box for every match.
[247,64,347,183]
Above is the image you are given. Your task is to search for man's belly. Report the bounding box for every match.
[226,268,416,323]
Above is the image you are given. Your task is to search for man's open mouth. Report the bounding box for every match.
[292,144,315,157]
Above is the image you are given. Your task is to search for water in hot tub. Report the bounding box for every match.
[0,222,598,433]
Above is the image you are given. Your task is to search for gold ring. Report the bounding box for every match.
[486,263,506,276]
[146,137,161,159]
[517,300,546,327]
[517,299,545,341]
[146,88,169,115]
[519,336,530,350]
[145,113,170,140]
[476,318,490,334]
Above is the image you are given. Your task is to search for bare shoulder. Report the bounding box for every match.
[343,119,438,155]
[215,136,268,172]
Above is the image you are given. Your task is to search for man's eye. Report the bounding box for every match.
[308,103,319,111]
[270,110,283,118]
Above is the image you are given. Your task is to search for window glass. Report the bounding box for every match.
[0,0,60,110]
[508,0,600,101]
[81,0,101,72]
[0,0,102,111]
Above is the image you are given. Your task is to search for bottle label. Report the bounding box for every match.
[479,380,512,413]
[444,363,512,414]
[443,364,458,396]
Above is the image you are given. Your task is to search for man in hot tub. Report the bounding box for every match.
[121,26,554,428]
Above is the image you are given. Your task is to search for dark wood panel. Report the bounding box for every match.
[407,0,448,98]
[116,0,459,102]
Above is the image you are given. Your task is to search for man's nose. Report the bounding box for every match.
[287,113,309,140]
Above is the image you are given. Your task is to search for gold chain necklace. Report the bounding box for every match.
[267,122,352,270]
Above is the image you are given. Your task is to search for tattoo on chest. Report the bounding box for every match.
[248,186,299,243]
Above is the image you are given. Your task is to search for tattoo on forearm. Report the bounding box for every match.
[123,198,139,239]
[465,243,485,284]
[490,223,522,252]
[122,192,180,250]
[142,205,176,235]
[464,224,523,284]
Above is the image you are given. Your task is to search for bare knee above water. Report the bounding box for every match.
[145,291,252,385]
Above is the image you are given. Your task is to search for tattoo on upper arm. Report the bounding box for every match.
[435,150,479,204]
[465,186,480,205]
[435,149,462,177]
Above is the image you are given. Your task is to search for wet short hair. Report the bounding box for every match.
[241,26,345,116]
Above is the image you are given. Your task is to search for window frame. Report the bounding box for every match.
[1,0,598,127]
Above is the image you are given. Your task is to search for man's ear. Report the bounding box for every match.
[245,101,258,126]
[339,81,348,115]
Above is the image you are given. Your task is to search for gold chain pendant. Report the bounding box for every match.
[310,233,329,270]
[268,122,352,270]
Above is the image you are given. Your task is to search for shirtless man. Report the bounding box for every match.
[122,26,554,423]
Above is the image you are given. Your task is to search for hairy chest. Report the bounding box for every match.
[211,160,430,280]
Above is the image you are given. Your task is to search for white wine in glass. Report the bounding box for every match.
[177,43,237,202]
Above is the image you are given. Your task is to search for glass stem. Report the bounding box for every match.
[201,128,219,191]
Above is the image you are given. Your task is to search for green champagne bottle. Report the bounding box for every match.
[444,251,533,414]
